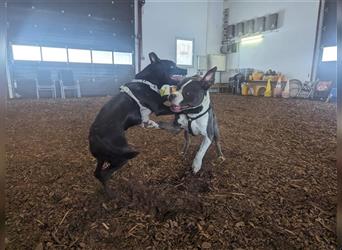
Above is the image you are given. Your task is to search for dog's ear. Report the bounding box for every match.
[149,52,160,63]
[201,66,217,89]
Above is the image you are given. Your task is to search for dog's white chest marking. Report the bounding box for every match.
[178,114,208,136]
[177,115,188,128]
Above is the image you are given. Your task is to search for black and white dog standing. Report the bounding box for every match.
[165,67,225,173]
[89,52,186,193]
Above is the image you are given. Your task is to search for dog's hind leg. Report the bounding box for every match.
[213,120,225,161]
[103,160,128,198]
[91,130,140,197]
[94,159,105,182]
[94,158,129,198]
[181,130,190,157]
[94,159,111,195]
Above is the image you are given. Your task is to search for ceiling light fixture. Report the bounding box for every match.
[241,35,263,44]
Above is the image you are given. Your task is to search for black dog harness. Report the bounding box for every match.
[185,105,211,136]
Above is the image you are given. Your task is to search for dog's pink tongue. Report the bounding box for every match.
[171,105,181,112]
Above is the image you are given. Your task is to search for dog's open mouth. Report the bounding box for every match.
[170,75,185,82]
[171,104,190,113]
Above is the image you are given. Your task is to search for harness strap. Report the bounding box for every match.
[119,79,160,122]
[186,105,211,136]
[120,79,169,129]
[120,85,151,123]
[131,79,159,93]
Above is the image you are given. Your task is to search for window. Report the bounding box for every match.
[92,50,113,64]
[322,46,337,62]
[176,39,193,66]
[12,44,41,61]
[68,48,91,63]
[113,52,132,65]
[41,47,68,62]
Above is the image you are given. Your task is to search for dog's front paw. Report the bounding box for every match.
[142,120,159,129]
[192,160,202,174]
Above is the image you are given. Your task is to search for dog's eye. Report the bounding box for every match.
[186,92,190,96]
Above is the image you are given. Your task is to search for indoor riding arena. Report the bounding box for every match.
[4,0,338,249]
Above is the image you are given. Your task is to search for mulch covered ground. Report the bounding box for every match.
[6,94,336,249]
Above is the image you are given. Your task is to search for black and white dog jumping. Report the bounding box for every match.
[165,67,225,173]
[89,52,186,193]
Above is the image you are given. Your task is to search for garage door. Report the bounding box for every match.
[7,0,135,98]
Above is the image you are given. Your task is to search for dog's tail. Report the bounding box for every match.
[89,134,139,161]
